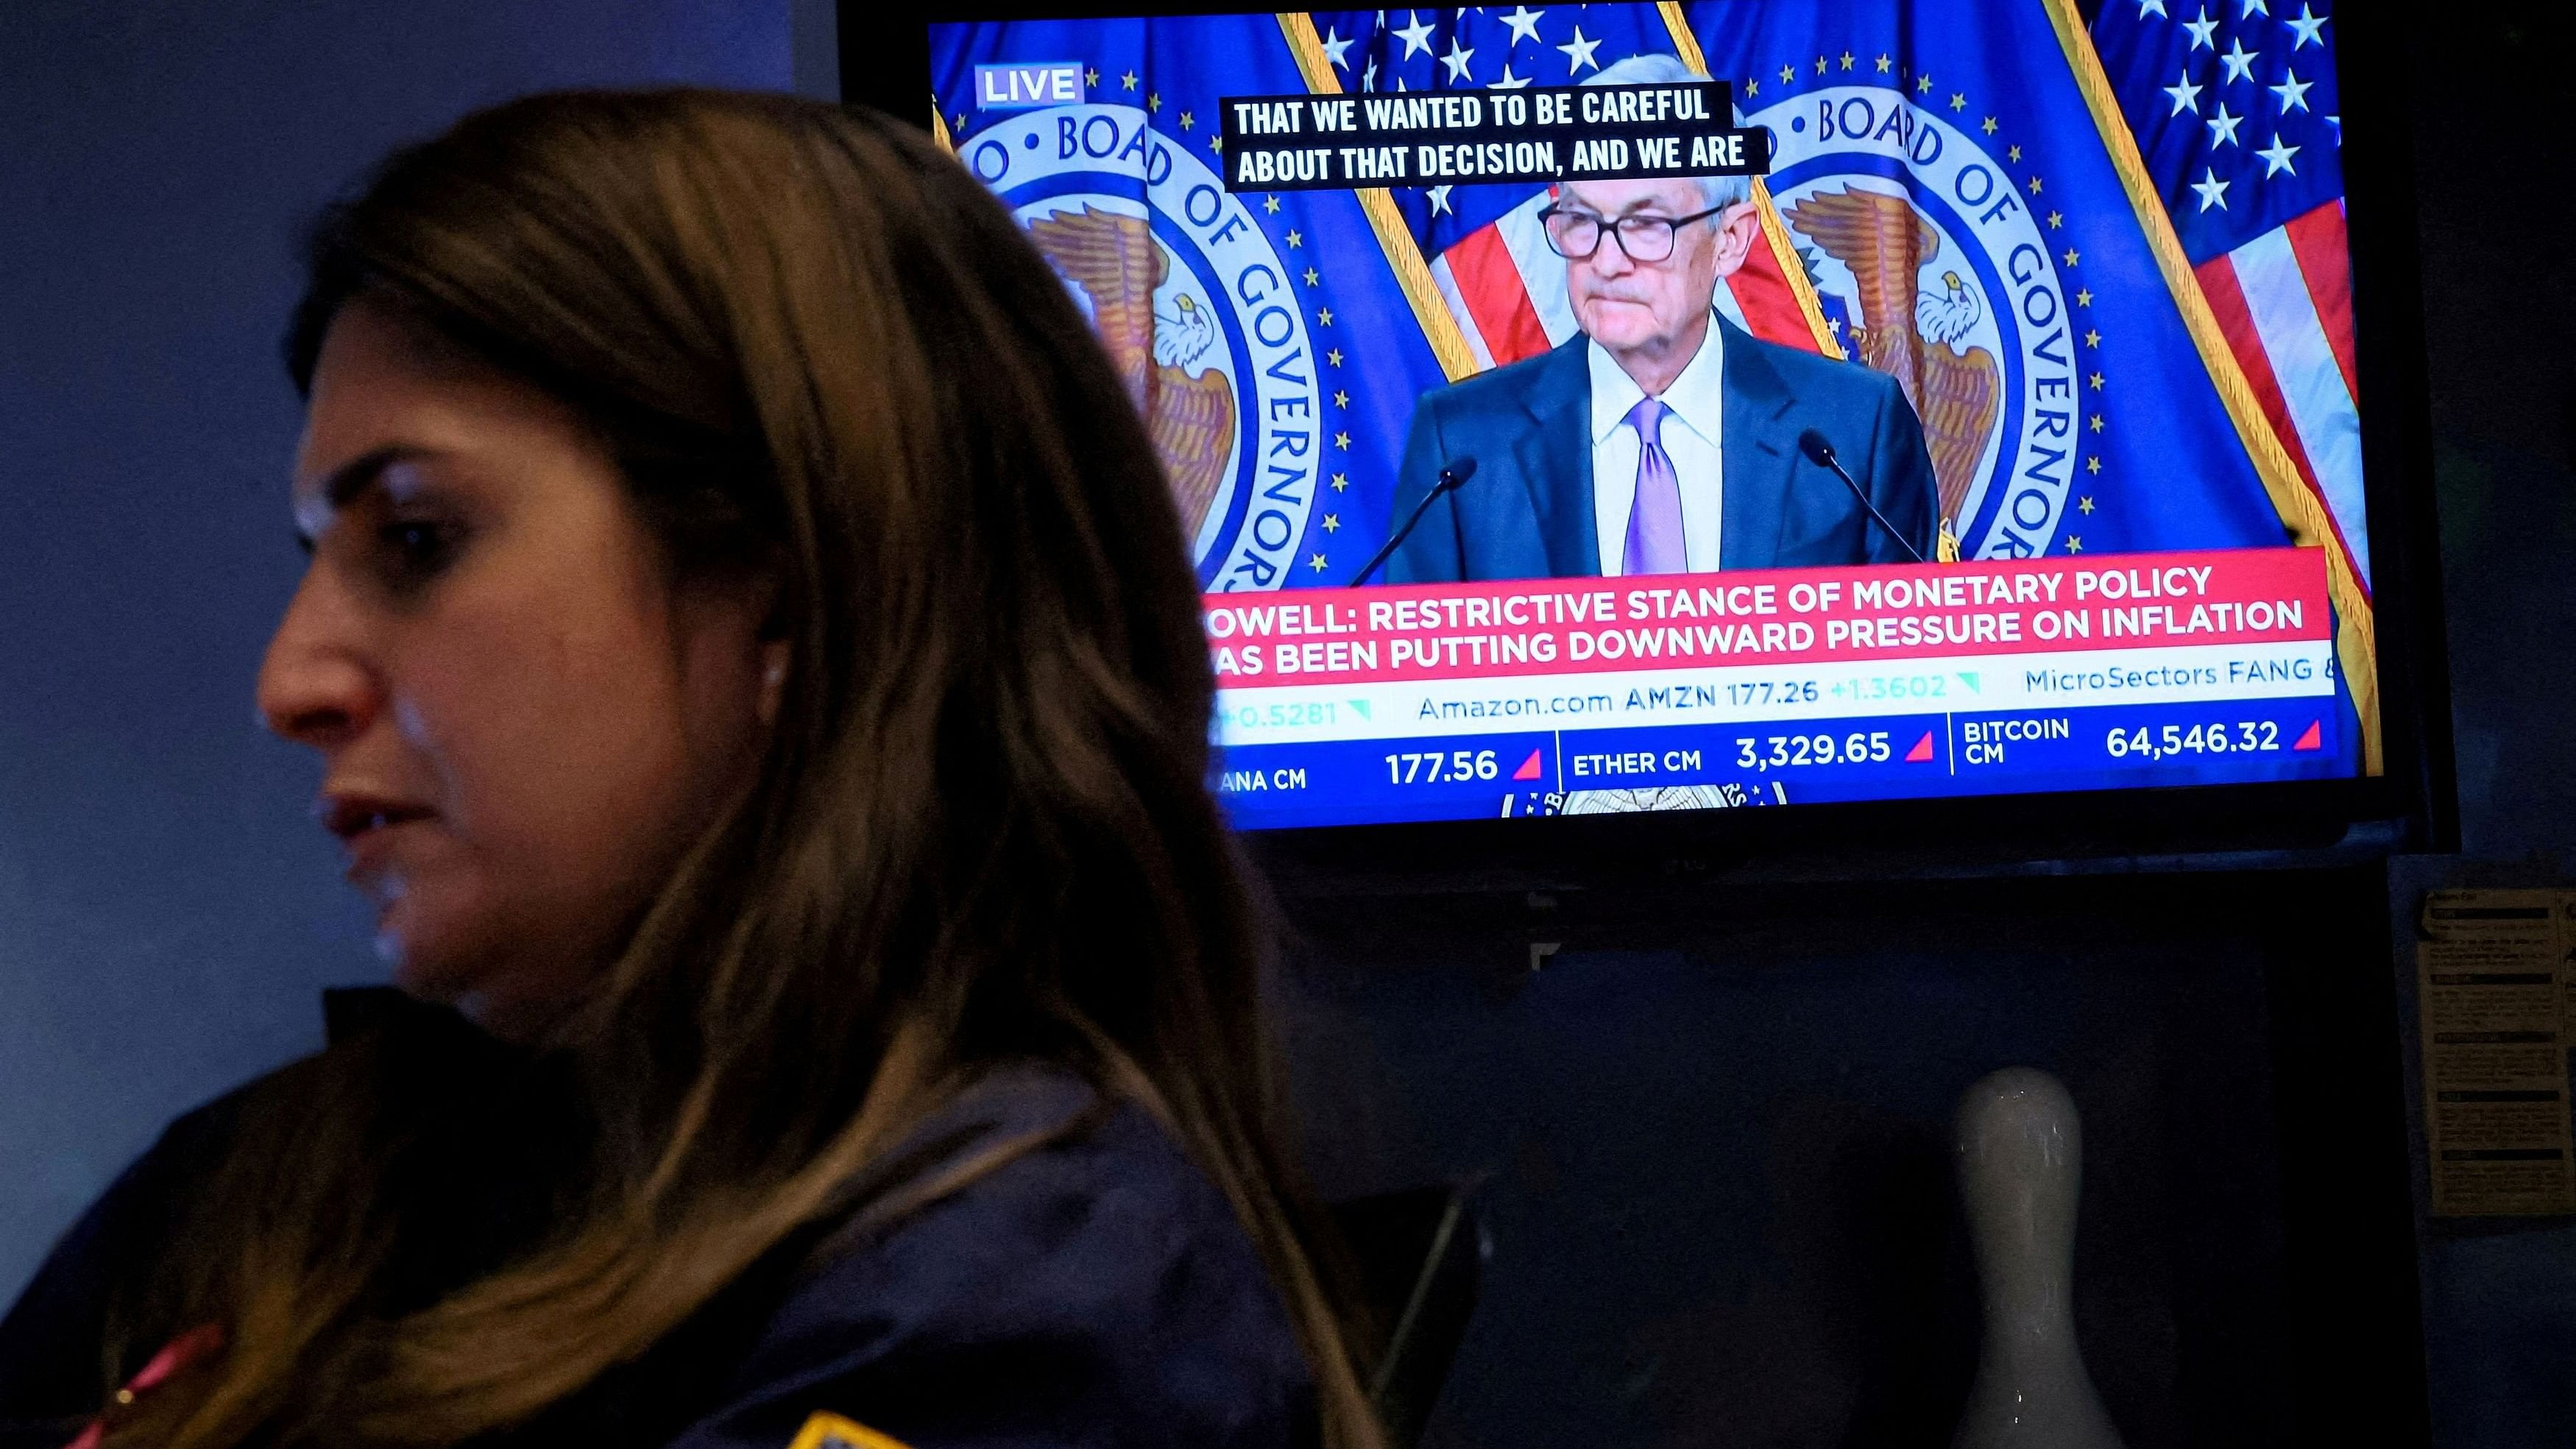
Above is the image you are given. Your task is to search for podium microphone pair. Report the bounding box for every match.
[1346,433,1922,587]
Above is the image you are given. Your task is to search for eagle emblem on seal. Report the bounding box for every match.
[1783,186,2004,528]
[1025,204,1236,542]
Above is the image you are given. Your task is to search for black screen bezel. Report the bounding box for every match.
[842,0,2456,887]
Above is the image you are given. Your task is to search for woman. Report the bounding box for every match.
[0,90,1381,1449]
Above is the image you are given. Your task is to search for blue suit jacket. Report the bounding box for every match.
[1384,316,1939,581]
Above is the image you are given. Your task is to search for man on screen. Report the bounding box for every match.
[1385,55,1939,585]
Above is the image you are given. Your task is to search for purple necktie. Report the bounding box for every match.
[1621,396,1685,575]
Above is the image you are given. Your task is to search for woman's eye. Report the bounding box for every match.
[376,519,460,580]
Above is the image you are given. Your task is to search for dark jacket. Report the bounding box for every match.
[1387,316,1940,582]
[0,991,1316,1449]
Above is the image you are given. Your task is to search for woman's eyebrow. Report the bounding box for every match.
[292,444,434,549]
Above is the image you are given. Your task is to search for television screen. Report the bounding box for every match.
[928,2,2377,830]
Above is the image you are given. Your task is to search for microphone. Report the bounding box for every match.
[1348,456,1476,587]
[1797,428,1926,565]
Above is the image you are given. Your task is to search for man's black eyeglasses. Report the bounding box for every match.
[1538,202,1733,263]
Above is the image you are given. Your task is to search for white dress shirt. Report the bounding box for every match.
[1588,316,1725,575]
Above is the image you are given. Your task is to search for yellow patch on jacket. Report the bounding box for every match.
[787,1411,913,1449]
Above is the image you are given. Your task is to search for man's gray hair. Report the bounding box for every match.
[1580,52,1752,211]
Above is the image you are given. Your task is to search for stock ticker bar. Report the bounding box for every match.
[1204,548,2348,828]
[1218,82,1766,191]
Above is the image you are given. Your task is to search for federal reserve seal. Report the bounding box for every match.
[960,103,1323,590]
[1749,85,2079,560]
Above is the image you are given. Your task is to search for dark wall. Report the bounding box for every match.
[1275,868,2421,1448]
[2411,8,2576,854]
[2392,19,2576,1441]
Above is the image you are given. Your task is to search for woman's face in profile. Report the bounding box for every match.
[261,301,780,1035]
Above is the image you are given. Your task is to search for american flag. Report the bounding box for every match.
[2091,1,2365,587]
[1303,7,1831,371]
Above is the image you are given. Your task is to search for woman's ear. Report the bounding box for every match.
[746,557,792,729]
[756,638,790,728]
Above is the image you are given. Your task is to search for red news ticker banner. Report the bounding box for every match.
[1203,548,2331,687]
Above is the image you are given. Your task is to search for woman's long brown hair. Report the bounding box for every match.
[98,89,1381,1449]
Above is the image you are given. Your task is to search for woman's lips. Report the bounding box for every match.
[341,814,428,890]
[319,793,433,840]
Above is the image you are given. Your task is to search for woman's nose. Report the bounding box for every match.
[255,567,381,751]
